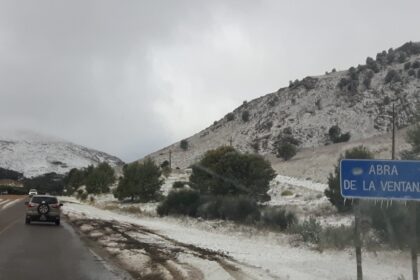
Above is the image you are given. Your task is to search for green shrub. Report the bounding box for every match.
[261,206,297,230]
[290,217,322,244]
[397,42,420,56]
[366,57,379,73]
[85,162,116,194]
[290,217,364,249]
[384,69,401,83]
[241,110,250,122]
[189,146,275,202]
[412,61,420,69]
[157,189,201,217]
[180,139,189,151]
[79,192,88,201]
[328,125,351,143]
[114,159,163,202]
[197,195,260,223]
[172,181,186,189]
[319,225,354,249]
[276,143,297,161]
[408,69,416,76]
[281,190,293,196]
[398,52,407,63]
[160,160,170,168]
[404,62,411,70]
[418,69,420,79]
[363,70,374,88]
[226,113,235,121]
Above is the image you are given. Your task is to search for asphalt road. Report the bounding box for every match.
[0,197,129,280]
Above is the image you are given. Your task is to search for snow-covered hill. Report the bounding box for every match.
[0,130,124,177]
[142,42,420,173]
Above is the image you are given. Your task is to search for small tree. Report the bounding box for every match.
[277,143,297,161]
[325,146,373,212]
[384,69,401,84]
[115,159,163,202]
[180,139,189,151]
[64,168,85,194]
[189,146,275,202]
[226,113,235,121]
[328,125,351,143]
[241,110,250,122]
[85,162,116,194]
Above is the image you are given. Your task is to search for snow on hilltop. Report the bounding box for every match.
[0,130,124,177]
[142,42,420,175]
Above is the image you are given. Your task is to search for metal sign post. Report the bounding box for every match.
[341,159,420,280]
[354,199,363,280]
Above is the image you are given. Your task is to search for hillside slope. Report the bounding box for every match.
[143,42,420,176]
[0,130,123,177]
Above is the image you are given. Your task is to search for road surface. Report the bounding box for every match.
[0,196,130,280]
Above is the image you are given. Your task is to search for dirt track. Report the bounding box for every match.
[67,217,278,280]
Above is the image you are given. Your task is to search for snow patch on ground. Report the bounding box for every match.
[63,201,416,279]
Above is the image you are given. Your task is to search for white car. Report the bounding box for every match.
[28,189,38,196]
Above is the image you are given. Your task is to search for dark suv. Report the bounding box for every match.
[25,195,63,225]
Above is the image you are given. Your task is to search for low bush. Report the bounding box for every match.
[412,60,420,69]
[172,181,186,189]
[197,196,260,223]
[123,206,143,214]
[276,143,297,161]
[404,62,411,70]
[384,69,401,83]
[290,217,322,244]
[408,69,416,76]
[261,206,297,230]
[281,190,293,196]
[226,113,235,121]
[328,125,351,143]
[79,192,88,201]
[157,189,201,217]
[319,225,354,249]
[398,52,407,63]
[241,110,250,122]
[180,139,189,151]
[0,186,27,195]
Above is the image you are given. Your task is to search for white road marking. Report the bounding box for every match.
[0,200,10,207]
[0,199,21,211]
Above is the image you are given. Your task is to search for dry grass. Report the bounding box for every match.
[0,194,26,200]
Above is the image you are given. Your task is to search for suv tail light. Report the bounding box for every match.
[51,203,60,208]
[27,202,37,208]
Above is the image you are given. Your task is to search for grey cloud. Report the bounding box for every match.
[0,0,419,161]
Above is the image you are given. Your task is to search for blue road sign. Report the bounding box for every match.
[340,159,420,201]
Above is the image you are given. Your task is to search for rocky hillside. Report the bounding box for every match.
[144,42,420,170]
[0,130,124,177]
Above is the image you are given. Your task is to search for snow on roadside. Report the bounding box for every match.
[273,175,327,192]
[62,200,414,280]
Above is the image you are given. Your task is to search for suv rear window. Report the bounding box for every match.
[31,197,58,204]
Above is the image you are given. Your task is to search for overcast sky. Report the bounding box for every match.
[0,0,419,162]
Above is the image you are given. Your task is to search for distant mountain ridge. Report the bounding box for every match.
[0,130,124,177]
[142,41,420,169]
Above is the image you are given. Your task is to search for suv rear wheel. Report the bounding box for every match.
[55,219,60,226]
[38,203,50,215]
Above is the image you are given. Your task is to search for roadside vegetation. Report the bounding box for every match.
[157,146,299,230]
[63,162,115,195]
[114,158,163,202]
